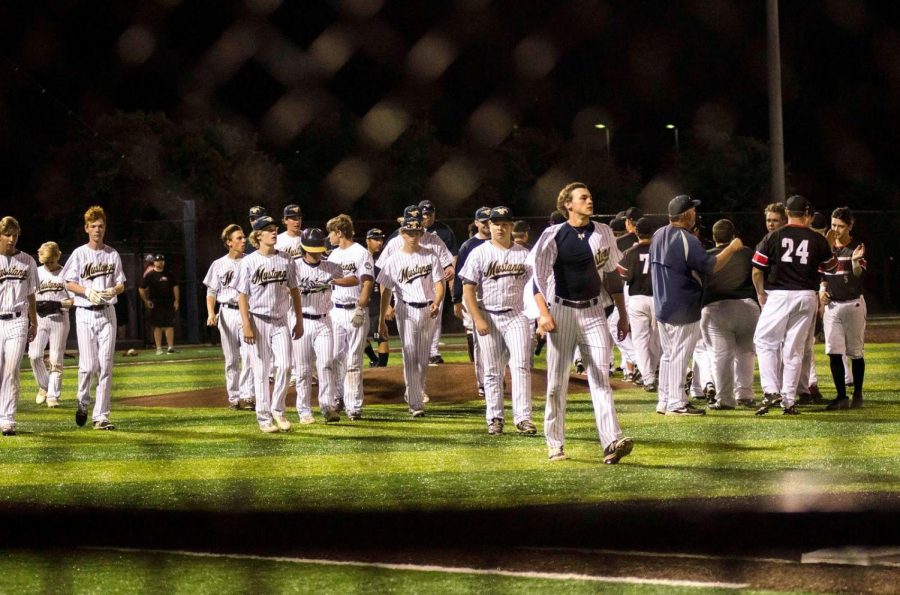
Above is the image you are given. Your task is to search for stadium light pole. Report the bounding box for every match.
[666,124,680,153]
[767,0,786,201]
[594,123,611,157]
[181,198,200,345]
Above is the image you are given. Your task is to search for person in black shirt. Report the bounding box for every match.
[700,219,758,409]
[616,217,659,392]
[821,207,867,410]
[140,254,179,355]
[751,195,838,414]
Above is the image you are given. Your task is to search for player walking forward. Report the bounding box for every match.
[275,204,304,385]
[327,215,373,421]
[377,208,445,417]
[821,207,867,410]
[0,217,38,436]
[752,195,838,415]
[294,228,357,423]
[236,215,303,433]
[616,217,660,392]
[204,224,256,411]
[61,206,126,430]
[30,242,73,408]
[530,183,633,464]
[460,206,536,435]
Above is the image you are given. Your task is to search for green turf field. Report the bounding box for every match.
[3,340,898,512]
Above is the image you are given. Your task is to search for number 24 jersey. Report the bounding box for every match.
[752,224,837,291]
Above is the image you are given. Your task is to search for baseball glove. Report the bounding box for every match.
[36,301,62,317]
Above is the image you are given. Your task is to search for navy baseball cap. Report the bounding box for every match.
[512,220,530,234]
[401,210,424,231]
[624,206,642,220]
[810,211,828,230]
[609,217,626,232]
[474,206,492,222]
[153,254,166,261]
[668,194,701,217]
[366,228,385,239]
[251,215,277,231]
[300,228,327,253]
[283,204,302,218]
[635,217,654,236]
[248,206,267,220]
[786,195,811,214]
[489,206,514,222]
[403,205,422,219]
[418,200,436,213]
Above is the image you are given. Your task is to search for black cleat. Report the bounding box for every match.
[75,404,88,427]
[782,405,800,415]
[707,401,735,411]
[851,395,864,409]
[825,398,850,411]
[666,404,706,416]
[429,355,444,365]
[603,437,634,464]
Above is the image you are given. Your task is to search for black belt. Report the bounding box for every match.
[0,312,23,320]
[78,305,109,311]
[302,313,327,320]
[554,296,600,309]
[403,300,432,308]
[220,303,239,310]
[483,307,512,314]
[333,303,356,310]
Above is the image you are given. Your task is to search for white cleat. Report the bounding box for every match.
[36,389,47,405]
[46,397,59,408]
[274,415,292,432]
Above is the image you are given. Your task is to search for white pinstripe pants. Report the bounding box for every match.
[607,307,635,368]
[74,307,116,423]
[332,308,368,415]
[0,316,29,427]
[249,314,291,426]
[295,316,335,416]
[476,310,533,425]
[657,320,701,412]
[462,308,484,389]
[395,302,436,413]
[700,299,759,406]
[218,306,254,403]
[626,294,659,384]
[544,302,623,451]
[29,312,69,399]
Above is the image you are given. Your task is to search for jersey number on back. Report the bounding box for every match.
[639,253,650,274]
[781,238,809,264]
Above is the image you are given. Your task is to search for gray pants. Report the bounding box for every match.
[701,299,759,406]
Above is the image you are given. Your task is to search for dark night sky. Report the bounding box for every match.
[3,0,900,223]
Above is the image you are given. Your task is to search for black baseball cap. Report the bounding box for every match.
[418,200,436,213]
[401,215,424,232]
[810,211,828,230]
[403,205,422,219]
[474,206,492,222]
[366,228,385,239]
[283,204,302,218]
[609,217,626,232]
[635,217,654,236]
[489,206,513,222]
[624,206,642,220]
[251,215,277,231]
[153,254,165,261]
[300,228,327,253]
[248,206,267,220]
[668,194,701,217]
[786,195,811,214]
[512,220,530,234]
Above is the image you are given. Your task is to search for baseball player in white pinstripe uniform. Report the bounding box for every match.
[61,206,126,430]
[377,208,445,417]
[530,183,633,464]
[275,204,303,385]
[459,206,536,435]
[236,215,303,433]
[30,241,72,409]
[204,224,256,411]
[376,208,454,302]
[327,215,374,421]
[0,216,39,436]
[294,227,357,423]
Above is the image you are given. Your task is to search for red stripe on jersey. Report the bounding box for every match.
[752,251,769,267]
[819,255,839,272]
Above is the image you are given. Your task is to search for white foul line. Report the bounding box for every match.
[89,547,750,590]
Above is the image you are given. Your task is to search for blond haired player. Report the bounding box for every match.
[326,214,373,420]
[204,224,256,411]
[61,206,126,430]
[30,241,73,408]
[0,216,38,436]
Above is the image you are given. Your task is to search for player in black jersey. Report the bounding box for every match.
[751,195,838,415]
[821,207,867,410]
[616,217,659,392]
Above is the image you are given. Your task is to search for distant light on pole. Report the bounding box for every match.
[666,124,680,153]
[594,123,610,157]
